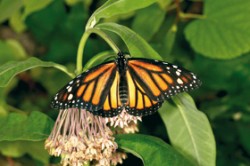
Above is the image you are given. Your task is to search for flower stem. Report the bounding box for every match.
[76,28,120,75]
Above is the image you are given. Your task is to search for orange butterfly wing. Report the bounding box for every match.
[125,58,201,116]
[125,70,163,116]
[97,70,123,117]
[51,61,121,115]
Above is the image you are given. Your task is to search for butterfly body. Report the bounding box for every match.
[51,52,201,117]
[116,53,129,105]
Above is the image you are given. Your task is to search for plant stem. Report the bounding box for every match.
[179,12,206,19]
[76,31,91,75]
[76,28,120,74]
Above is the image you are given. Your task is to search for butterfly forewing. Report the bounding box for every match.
[51,61,118,112]
[127,58,201,102]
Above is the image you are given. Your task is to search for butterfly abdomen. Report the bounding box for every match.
[119,75,128,105]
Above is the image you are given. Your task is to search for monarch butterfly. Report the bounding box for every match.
[51,52,201,117]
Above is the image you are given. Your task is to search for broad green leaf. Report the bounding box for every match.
[0,0,23,23]
[159,93,216,166]
[86,0,157,29]
[0,111,54,141]
[0,141,49,164]
[132,4,165,41]
[96,23,162,59]
[22,0,54,19]
[185,0,250,59]
[0,57,74,87]
[115,134,194,166]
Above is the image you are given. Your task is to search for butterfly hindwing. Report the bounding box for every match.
[125,70,163,116]
[94,71,123,117]
[51,61,118,113]
[127,58,201,102]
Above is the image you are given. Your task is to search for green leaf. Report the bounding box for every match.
[0,111,54,141]
[185,0,250,59]
[132,4,165,41]
[0,0,23,23]
[0,39,27,64]
[157,0,172,9]
[163,24,178,56]
[22,0,54,19]
[115,134,194,166]
[0,57,74,87]
[0,140,49,164]
[159,93,216,166]
[9,10,27,33]
[96,23,162,59]
[86,0,157,29]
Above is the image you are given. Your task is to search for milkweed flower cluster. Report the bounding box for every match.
[45,108,118,166]
[105,109,141,131]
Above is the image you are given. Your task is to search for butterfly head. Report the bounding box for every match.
[117,52,129,74]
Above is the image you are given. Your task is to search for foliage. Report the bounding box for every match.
[0,0,249,165]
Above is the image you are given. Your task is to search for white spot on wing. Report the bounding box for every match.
[176,71,181,76]
[177,78,184,84]
[173,65,178,68]
[67,86,72,92]
[68,94,73,100]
